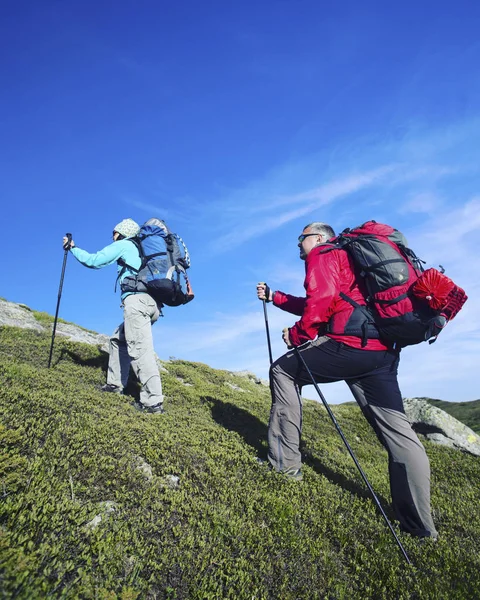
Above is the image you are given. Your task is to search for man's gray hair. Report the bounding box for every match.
[304,222,335,240]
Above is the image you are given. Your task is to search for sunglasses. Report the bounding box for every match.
[298,233,320,243]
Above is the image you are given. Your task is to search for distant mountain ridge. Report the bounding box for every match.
[421,398,480,435]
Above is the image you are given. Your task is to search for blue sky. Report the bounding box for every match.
[2,0,479,403]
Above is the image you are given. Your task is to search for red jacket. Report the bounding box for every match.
[273,245,390,351]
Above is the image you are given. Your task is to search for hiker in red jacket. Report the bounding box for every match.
[257,221,438,540]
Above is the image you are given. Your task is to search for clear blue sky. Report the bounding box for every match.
[2,0,479,402]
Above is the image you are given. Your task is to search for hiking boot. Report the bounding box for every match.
[100,384,124,395]
[282,467,303,481]
[133,401,165,414]
[145,402,165,414]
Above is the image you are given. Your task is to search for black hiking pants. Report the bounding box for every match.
[268,336,437,538]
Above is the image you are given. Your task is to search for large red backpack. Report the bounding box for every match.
[325,221,467,348]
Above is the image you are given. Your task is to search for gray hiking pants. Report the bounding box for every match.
[107,293,163,408]
[269,336,437,538]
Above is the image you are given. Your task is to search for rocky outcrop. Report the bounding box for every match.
[0,298,109,350]
[0,299,45,332]
[0,298,170,369]
[53,323,110,351]
[231,370,269,387]
[404,397,480,457]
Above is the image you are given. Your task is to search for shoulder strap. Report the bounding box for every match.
[115,239,142,292]
[315,241,338,256]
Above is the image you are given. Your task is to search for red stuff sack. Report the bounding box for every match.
[411,268,468,321]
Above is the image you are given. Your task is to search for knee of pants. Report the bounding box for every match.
[110,325,124,344]
[396,434,429,464]
[269,360,293,384]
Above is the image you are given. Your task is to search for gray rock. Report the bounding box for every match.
[134,456,153,480]
[404,397,480,457]
[54,322,110,352]
[225,382,246,392]
[0,299,172,374]
[0,299,44,332]
[424,433,458,450]
[85,501,118,530]
[231,370,269,387]
[176,376,193,387]
[161,474,180,489]
[0,298,110,349]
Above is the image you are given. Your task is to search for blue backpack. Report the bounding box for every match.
[119,218,194,307]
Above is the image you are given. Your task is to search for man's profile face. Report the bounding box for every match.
[298,227,323,260]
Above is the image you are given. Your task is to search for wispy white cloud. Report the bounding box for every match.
[121,194,199,227]
[123,197,172,219]
[427,197,480,243]
[399,191,442,214]
[257,166,398,211]
[209,165,399,252]
[203,122,478,256]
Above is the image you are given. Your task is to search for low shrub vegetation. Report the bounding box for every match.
[0,325,479,599]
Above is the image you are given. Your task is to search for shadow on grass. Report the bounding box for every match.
[55,348,141,401]
[55,348,110,370]
[207,397,268,458]
[301,450,392,511]
[206,396,393,513]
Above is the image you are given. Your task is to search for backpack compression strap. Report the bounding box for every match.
[337,292,377,347]
[115,238,146,292]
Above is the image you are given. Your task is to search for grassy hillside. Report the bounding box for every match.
[0,325,479,599]
[421,398,480,435]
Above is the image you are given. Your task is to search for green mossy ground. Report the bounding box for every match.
[31,310,97,334]
[0,325,479,599]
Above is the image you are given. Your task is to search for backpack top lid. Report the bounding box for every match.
[340,221,409,247]
[139,218,170,239]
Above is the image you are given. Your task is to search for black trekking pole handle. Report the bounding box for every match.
[48,233,72,368]
[293,346,412,566]
[259,282,273,365]
[63,233,72,251]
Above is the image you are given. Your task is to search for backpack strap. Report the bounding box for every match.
[374,293,409,305]
[337,292,377,347]
[114,238,143,292]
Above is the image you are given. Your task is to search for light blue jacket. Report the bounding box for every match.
[71,239,141,300]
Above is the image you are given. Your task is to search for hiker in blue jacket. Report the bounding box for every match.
[62,218,164,414]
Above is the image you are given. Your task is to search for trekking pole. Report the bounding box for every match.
[259,282,273,365]
[48,233,72,368]
[294,346,412,565]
